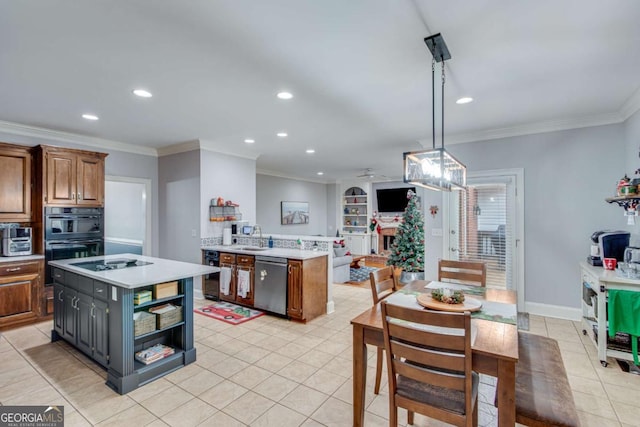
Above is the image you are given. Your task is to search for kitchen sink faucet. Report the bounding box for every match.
[253,225,263,247]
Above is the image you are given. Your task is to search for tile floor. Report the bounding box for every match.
[1,283,640,426]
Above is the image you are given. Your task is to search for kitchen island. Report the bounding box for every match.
[49,254,218,394]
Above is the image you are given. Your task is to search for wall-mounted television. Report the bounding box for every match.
[376,187,416,213]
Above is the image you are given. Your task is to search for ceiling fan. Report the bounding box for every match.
[356,168,390,180]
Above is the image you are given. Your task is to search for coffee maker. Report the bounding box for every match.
[588,231,631,266]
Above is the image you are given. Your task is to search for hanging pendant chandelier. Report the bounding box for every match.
[403,33,466,192]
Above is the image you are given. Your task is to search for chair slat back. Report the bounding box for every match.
[381,301,475,425]
[438,260,486,287]
[369,266,399,304]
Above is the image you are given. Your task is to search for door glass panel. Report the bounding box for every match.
[449,177,514,289]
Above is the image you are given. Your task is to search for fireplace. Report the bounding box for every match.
[378,227,398,253]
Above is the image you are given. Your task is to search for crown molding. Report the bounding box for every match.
[419,111,624,146]
[0,119,158,156]
[620,86,640,121]
[156,140,201,157]
[256,168,328,184]
[198,139,260,160]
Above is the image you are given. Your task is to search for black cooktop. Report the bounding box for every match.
[71,258,153,272]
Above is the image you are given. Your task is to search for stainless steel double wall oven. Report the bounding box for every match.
[44,207,104,285]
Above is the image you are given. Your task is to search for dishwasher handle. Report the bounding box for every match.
[255,257,288,266]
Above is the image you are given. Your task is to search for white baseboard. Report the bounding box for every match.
[326,300,335,314]
[524,301,581,321]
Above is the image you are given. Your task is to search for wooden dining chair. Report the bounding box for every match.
[438,260,487,287]
[368,266,400,394]
[381,301,478,427]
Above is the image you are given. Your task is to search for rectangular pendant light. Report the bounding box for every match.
[403,148,466,191]
[403,33,467,192]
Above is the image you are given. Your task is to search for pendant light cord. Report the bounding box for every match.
[432,57,435,150]
[441,56,445,150]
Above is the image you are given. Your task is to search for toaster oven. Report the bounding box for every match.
[2,227,33,256]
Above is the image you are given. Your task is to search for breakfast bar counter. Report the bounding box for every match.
[50,254,218,394]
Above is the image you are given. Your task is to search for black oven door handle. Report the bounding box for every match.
[48,239,103,245]
[47,215,101,219]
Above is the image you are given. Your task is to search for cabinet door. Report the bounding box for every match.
[235,265,254,306]
[76,292,93,356]
[287,260,303,319]
[0,277,31,316]
[92,299,109,367]
[0,145,31,222]
[46,151,76,204]
[345,235,367,255]
[219,262,236,302]
[63,287,78,342]
[53,283,64,336]
[76,155,104,206]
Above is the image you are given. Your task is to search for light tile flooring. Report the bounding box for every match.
[1,283,640,426]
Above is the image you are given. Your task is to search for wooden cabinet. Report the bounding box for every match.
[0,143,32,222]
[219,253,237,302]
[287,257,327,322]
[287,260,303,319]
[35,145,107,206]
[219,253,255,306]
[0,260,43,330]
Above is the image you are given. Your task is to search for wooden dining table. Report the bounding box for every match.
[351,280,519,427]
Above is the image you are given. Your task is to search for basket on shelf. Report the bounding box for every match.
[149,304,183,329]
[133,311,156,336]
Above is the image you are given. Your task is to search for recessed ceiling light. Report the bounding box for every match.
[82,114,99,121]
[244,139,255,144]
[133,89,153,98]
[317,172,324,176]
[456,97,473,104]
[306,149,315,154]
[277,91,293,100]
[277,132,288,137]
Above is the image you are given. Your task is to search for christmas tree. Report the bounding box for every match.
[386,189,425,272]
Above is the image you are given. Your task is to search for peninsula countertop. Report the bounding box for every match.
[49,254,218,289]
[201,245,329,260]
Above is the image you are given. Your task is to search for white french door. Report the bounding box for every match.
[443,169,524,308]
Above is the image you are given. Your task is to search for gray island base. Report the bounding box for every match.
[49,254,218,394]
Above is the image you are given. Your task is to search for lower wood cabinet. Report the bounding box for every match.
[287,257,327,322]
[0,260,43,330]
[219,253,255,306]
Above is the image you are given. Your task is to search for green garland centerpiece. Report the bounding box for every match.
[431,288,465,304]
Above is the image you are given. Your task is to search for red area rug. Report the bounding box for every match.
[194,301,265,325]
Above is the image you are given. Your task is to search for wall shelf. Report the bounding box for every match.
[605,196,640,210]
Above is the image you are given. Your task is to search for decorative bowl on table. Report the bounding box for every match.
[417,288,482,312]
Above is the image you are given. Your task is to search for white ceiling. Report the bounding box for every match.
[1,0,639,182]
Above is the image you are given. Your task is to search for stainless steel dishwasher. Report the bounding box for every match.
[254,256,288,315]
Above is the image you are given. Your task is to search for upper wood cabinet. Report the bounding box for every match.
[0,143,32,222]
[35,146,107,206]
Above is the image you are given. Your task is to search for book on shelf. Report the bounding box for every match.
[135,343,175,365]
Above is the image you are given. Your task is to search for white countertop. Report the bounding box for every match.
[0,254,45,263]
[202,245,329,260]
[581,261,640,286]
[49,254,219,289]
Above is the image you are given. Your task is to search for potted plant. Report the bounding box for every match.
[386,189,425,283]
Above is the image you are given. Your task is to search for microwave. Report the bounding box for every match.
[2,227,33,256]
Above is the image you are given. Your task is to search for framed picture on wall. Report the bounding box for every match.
[281,201,310,225]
